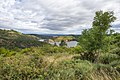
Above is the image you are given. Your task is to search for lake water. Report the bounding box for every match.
[49,41,78,47]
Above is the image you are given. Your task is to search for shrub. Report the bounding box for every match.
[0,47,16,56]
[99,53,120,64]
[0,53,45,80]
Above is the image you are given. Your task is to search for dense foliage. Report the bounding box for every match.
[59,40,67,47]
[79,11,116,62]
[0,46,120,80]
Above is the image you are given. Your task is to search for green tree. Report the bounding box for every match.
[79,11,116,62]
[59,40,67,47]
[54,42,57,46]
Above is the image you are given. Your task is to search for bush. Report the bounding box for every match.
[0,53,45,80]
[42,59,93,80]
[70,46,83,54]
[0,48,16,57]
[99,53,120,64]
[110,47,120,56]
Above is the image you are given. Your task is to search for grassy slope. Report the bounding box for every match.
[0,29,49,49]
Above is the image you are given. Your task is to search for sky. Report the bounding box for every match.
[0,0,120,34]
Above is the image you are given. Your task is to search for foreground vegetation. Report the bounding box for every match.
[0,45,120,80]
[0,11,120,80]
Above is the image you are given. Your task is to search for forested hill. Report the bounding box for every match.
[0,29,48,49]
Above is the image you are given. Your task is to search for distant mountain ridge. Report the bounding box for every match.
[30,34,80,40]
[30,34,80,36]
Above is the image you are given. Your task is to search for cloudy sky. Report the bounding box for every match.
[0,0,120,34]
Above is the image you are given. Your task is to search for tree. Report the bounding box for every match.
[59,40,67,47]
[79,11,116,62]
[54,42,57,46]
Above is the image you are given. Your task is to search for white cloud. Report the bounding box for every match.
[0,0,120,34]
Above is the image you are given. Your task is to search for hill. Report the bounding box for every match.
[0,29,49,49]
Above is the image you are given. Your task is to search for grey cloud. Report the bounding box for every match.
[112,24,120,28]
[0,0,120,34]
[111,24,120,32]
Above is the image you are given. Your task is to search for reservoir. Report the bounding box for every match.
[49,41,78,47]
